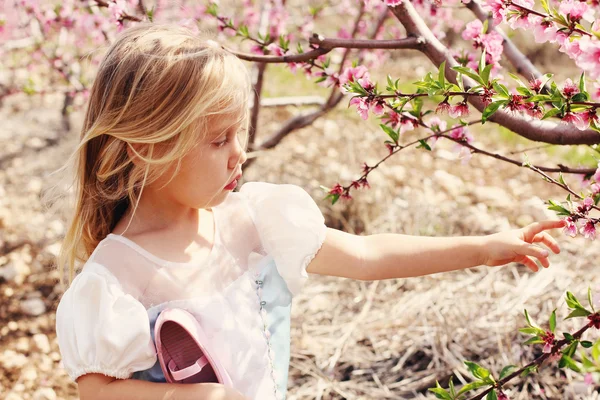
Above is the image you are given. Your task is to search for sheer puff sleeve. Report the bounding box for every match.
[240,182,327,296]
[55,262,157,382]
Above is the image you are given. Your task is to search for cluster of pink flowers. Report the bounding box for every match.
[341,66,388,120]
[461,19,504,67]
[564,196,598,240]
[382,111,419,134]
[485,0,600,82]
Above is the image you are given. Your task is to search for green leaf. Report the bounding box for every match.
[429,381,453,400]
[438,61,446,89]
[492,82,509,98]
[566,308,592,319]
[564,332,575,341]
[524,309,539,328]
[146,6,155,21]
[540,73,553,89]
[572,92,589,102]
[592,341,600,361]
[582,340,594,348]
[464,361,492,381]
[559,355,581,372]
[519,327,545,335]
[482,101,505,123]
[499,365,518,380]
[452,66,485,85]
[481,63,493,84]
[579,71,586,94]
[527,94,552,103]
[523,337,544,345]
[521,365,538,377]
[380,124,399,143]
[550,309,557,333]
[457,380,488,396]
[487,390,498,400]
[508,72,527,87]
[417,139,432,151]
[563,341,579,358]
[543,108,561,119]
[517,86,533,97]
[478,51,486,78]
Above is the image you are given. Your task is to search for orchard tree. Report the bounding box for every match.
[2,0,600,398]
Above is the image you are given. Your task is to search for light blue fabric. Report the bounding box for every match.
[131,308,166,383]
[255,259,293,397]
[132,259,294,399]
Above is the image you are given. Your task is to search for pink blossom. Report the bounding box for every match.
[563,217,578,237]
[250,44,265,55]
[449,101,470,119]
[506,94,528,113]
[584,372,594,386]
[382,111,402,129]
[349,97,371,120]
[449,125,473,142]
[577,38,600,80]
[594,163,600,182]
[498,391,510,400]
[462,20,483,41]
[525,104,544,119]
[436,100,451,114]
[399,115,419,134]
[591,183,600,195]
[339,65,369,86]
[485,0,508,24]
[559,0,593,23]
[457,146,472,164]
[533,22,559,44]
[529,78,543,92]
[329,183,344,196]
[371,100,386,116]
[581,221,597,240]
[428,116,447,132]
[385,0,403,6]
[266,43,285,57]
[562,112,586,130]
[562,78,579,98]
[316,67,339,88]
[541,330,555,353]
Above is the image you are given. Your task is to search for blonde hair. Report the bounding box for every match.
[54,22,252,287]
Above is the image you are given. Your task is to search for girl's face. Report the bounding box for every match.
[147,112,248,209]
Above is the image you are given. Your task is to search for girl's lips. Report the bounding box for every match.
[224,174,242,190]
[224,179,238,190]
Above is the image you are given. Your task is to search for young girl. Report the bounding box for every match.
[55,23,565,400]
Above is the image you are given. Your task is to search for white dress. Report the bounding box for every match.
[55,182,328,400]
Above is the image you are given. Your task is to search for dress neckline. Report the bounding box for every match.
[106,207,220,268]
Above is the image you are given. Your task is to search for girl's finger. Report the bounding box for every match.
[519,255,540,272]
[525,220,566,236]
[532,232,560,254]
[520,243,550,261]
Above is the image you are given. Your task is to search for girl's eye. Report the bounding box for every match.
[214,138,229,148]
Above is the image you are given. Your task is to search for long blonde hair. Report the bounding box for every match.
[55,22,252,287]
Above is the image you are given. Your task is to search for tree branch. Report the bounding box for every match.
[388,2,600,145]
[466,1,543,81]
[250,5,390,154]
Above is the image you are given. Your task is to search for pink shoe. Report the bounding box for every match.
[155,308,233,386]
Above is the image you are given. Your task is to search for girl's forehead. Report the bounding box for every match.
[207,112,247,134]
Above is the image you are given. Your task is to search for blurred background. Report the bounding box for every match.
[1,0,599,399]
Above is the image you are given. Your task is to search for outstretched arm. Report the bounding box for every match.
[306,221,565,281]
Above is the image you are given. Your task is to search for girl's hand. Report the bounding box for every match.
[481,220,566,271]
